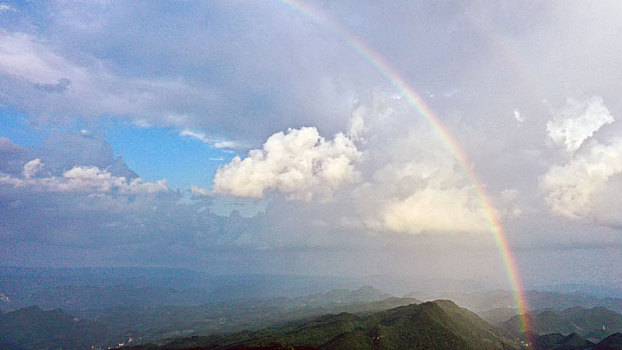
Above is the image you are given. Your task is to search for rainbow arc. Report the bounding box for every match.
[277,0,532,343]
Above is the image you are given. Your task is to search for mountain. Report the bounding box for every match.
[0,305,125,350]
[124,300,525,350]
[537,283,622,299]
[417,290,622,314]
[478,307,520,326]
[502,306,622,342]
[0,296,418,350]
[289,285,392,306]
[80,296,421,343]
[594,333,622,349]
[532,333,595,350]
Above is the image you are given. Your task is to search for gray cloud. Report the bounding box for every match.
[546,97,614,153]
[33,78,71,93]
[540,97,622,226]
[0,1,621,286]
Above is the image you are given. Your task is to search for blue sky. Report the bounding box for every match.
[0,0,621,289]
[0,107,45,147]
[0,106,235,190]
[105,122,235,191]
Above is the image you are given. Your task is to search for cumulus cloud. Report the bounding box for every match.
[540,97,622,225]
[1,160,167,194]
[0,136,265,266]
[216,93,494,235]
[23,158,43,178]
[376,186,488,234]
[346,94,490,235]
[213,127,361,201]
[546,96,614,153]
[540,139,622,221]
[356,157,489,235]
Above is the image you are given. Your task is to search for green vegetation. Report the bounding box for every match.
[127,300,525,350]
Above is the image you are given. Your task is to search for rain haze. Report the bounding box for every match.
[1,0,621,297]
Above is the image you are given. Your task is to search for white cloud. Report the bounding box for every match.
[180,129,213,143]
[347,108,366,141]
[190,185,209,196]
[213,127,361,201]
[513,109,524,124]
[23,158,43,178]
[356,156,489,235]
[1,161,168,194]
[375,186,488,234]
[213,141,241,149]
[0,3,15,13]
[546,96,614,153]
[180,129,241,149]
[133,120,152,128]
[540,139,622,220]
[540,97,622,225]
[344,94,490,235]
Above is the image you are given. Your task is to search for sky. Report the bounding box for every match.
[0,0,621,291]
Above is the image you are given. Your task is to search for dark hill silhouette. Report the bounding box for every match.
[0,305,121,350]
[594,332,622,350]
[533,332,595,350]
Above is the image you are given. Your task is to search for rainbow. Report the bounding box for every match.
[277,0,533,344]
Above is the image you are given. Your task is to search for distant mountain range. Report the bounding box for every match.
[0,305,123,350]
[124,300,524,350]
[530,332,622,350]
[118,300,622,350]
[412,290,622,314]
[0,266,382,311]
[1,267,620,350]
[78,286,412,342]
[3,296,622,349]
[0,287,417,349]
[502,306,622,342]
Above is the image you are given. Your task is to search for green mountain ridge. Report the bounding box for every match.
[125,300,525,350]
